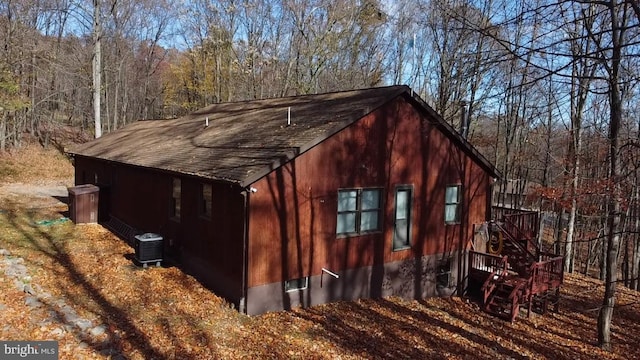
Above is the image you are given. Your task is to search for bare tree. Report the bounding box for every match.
[580,0,638,350]
[564,2,598,273]
[92,0,102,138]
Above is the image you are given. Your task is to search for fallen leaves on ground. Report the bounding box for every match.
[0,144,73,185]
[1,204,639,359]
[0,148,639,359]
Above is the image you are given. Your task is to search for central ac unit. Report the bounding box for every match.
[134,233,163,267]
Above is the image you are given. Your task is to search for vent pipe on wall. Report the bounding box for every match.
[320,267,340,288]
[459,101,469,139]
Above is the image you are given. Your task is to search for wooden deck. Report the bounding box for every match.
[468,208,564,322]
[469,251,563,322]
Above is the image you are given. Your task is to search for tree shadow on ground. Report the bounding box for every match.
[291,293,627,360]
[0,203,229,359]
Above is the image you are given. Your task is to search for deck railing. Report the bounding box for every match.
[529,254,564,292]
[469,251,508,273]
[493,206,539,238]
[503,211,539,240]
[476,252,509,306]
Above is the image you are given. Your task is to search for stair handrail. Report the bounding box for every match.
[492,220,538,263]
[492,210,541,261]
[503,217,537,253]
[505,220,540,261]
[481,255,509,305]
[508,280,527,322]
[508,280,527,302]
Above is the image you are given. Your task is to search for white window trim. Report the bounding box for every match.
[284,277,309,292]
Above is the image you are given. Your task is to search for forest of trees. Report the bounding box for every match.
[2,0,640,351]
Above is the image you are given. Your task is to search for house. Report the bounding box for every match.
[68,85,500,315]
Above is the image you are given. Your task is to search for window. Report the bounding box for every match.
[171,178,181,220]
[444,185,461,224]
[284,277,308,292]
[200,183,212,218]
[337,188,382,235]
[436,259,452,288]
[393,186,413,251]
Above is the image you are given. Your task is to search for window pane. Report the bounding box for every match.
[338,190,357,211]
[361,189,380,210]
[445,204,458,222]
[445,186,459,203]
[337,213,356,234]
[395,189,409,220]
[360,210,379,232]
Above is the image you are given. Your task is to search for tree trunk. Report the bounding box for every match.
[623,237,629,288]
[93,0,102,138]
[565,197,577,273]
[601,202,609,281]
[599,187,621,351]
[585,231,592,276]
[632,185,640,290]
[555,207,565,256]
[565,63,590,273]
[0,112,6,152]
[597,0,627,350]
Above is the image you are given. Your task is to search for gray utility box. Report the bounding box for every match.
[134,233,163,267]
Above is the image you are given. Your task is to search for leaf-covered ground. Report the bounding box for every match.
[1,146,640,359]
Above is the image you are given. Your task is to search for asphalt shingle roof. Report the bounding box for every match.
[69,85,500,187]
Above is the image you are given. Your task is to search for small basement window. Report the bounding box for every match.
[284,277,308,292]
[436,259,452,288]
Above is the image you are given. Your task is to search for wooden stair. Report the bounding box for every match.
[484,275,529,322]
[475,209,564,322]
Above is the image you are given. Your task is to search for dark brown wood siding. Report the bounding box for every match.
[73,156,245,304]
[247,95,491,287]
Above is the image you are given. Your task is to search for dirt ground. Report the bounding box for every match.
[0,181,72,210]
[0,144,75,209]
[0,181,71,198]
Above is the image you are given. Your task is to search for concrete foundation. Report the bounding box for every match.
[246,252,462,315]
